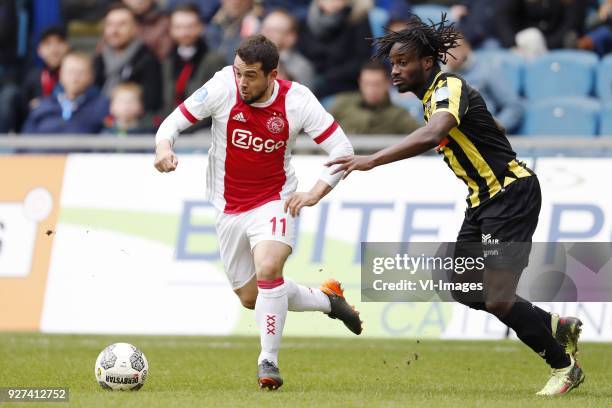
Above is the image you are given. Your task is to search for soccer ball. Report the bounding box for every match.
[94,343,148,391]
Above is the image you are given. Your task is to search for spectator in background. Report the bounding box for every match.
[22,52,109,134]
[62,0,112,25]
[163,3,225,128]
[0,0,19,133]
[410,0,456,5]
[23,27,70,112]
[103,82,154,135]
[496,0,588,51]
[331,61,420,134]
[385,1,413,33]
[263,0,311,22]
[260,9,315,89]
[205,0,261,64]
[165,0,220,23]
[123,0,173,60]
[94,4,162,114]
[578,0,612,56]
[298,0,373,97]
[444,37,523,134]
[453,0,500,49]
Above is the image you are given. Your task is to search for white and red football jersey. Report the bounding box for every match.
[156,66,354,214]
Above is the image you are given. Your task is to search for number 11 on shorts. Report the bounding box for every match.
[270,217,286,237]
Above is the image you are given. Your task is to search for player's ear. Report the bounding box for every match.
[268,68,278,82]
[423,56,434,71]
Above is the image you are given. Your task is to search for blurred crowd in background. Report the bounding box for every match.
[1,0,611,141]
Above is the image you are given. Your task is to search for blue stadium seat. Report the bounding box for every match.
[596,54,612,101]
[521,97,601,136]
[524,51,598,99]
[369,7,389,39]
[412,5,451,24]
[474,50,525,94]
[390,93,425,124]
[600,103,612,136]
[320,95,337,111]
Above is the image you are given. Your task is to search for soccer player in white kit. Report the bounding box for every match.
[154,35,362,390]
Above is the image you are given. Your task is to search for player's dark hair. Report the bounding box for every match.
[236,35,279,75]
[39,26,67,44]
[373,13,462,65]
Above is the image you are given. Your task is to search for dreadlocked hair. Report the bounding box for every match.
[372,13,462,65]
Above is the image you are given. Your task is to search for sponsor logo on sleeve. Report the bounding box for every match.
[434,87,449,103]
[193,87,209,103]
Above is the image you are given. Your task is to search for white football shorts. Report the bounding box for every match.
[215,199,296,290]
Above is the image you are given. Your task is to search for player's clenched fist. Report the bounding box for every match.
[154,140,178,173]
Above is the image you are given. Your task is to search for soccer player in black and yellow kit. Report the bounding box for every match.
[327,15,585,396]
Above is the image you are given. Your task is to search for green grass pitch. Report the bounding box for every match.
[0,333,610,407]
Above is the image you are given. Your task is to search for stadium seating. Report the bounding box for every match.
[391,93,425,124]
[474,49,525,94]
[600,103,612,136]
[412,5,451,24]
[521,97,601,136]
[524,50,598,99]
[596,54,612,101]
[320,95,337,111]
[368,7,389,39]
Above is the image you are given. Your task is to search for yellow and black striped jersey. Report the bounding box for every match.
[421,70,533,208]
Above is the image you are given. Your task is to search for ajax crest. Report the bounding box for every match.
[266,116,285,134]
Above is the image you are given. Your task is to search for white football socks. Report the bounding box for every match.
[255,278,288,366]
[254,278,332,366]
[284,278,331,313]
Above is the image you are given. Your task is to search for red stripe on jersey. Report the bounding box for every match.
[179,102,197,124]
[257,278,285,289]
[313,121,339,144]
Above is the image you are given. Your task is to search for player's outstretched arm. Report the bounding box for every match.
[153,68,229,173]
[153,106,194,173]
[326,111,457,179]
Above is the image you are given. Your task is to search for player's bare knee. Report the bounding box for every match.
[485,301,514,317]
[255,259,283,280]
